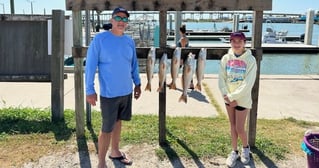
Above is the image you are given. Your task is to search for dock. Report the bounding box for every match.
[179,43,319,53]
[168,35,227,41]
[167,35,302,42]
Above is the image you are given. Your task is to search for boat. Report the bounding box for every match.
[262,27,288,44]
[220,27,289,44]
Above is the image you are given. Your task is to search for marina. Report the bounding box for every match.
[71,15,319,76]
[1,1,319,167]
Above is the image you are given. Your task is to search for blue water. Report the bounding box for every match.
[204,54,319,75]
[165,22,319,75]
[155,53,319,75]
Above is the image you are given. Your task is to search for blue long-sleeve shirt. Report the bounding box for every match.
[85,31,141,98]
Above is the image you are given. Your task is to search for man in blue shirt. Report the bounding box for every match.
[85,7,141,168]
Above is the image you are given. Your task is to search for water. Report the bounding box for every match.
[165,22,319,75]
[204,53,319,75]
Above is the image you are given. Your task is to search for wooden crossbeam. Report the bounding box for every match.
[73,47,231,60]
[66,0,272,11]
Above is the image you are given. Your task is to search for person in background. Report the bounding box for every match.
[177,24,189,48]
[218,32,257,167]
[95,24,101,32]
[85,7,141,168]
[103,23,112,31]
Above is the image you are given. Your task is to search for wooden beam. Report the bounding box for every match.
[248,10,263,147]
[66,0,272,11]
[51,10,65,122]
[0,75,51,82]
[72,46,228,60]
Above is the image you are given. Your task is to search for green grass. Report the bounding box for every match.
[1,106,318,167]
[202,82,226,117]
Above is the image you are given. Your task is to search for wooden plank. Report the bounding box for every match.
[248,11,263,147]
[0,21,50,76]
[51,10,65,122]
[0,75,51,82]
[72,46,87,58]
[72,46,228,59]
[72,11,86,138]
[66,0,272,11]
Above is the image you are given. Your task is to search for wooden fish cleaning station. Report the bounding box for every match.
[66,0,272,147]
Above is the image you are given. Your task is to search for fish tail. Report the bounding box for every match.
[144,83,152,92]
[157,86,163,92]
[169,82,177,90]
[195,83,202,91]
[178,94,187,103]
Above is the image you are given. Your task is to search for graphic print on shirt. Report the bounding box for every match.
[226,59,247,83]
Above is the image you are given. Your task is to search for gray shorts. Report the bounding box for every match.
[100,94,132,133]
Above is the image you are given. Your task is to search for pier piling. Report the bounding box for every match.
[304,9,314,45]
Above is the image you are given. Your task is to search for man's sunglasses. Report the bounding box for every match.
[113,16,129,23]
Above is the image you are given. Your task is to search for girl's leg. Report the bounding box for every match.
[226,105,238,151]
[235,109,249,147]
[235,109,251,164]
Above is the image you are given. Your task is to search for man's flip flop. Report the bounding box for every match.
[109,152,133,165]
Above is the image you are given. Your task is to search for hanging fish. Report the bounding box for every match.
[179,52,195,103]
[195,48,207,91]
[145,47,156,91]
[168,47,181,90]
[157,53,168,92]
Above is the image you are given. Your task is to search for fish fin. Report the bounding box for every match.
[195,83,202,92]
[178,94,187,103]
[161,63,165,70]
[169,83,177,90]
[174,59,178,64]
[187,67,191,74]
[144,83,151,92]
[157,86,162,92]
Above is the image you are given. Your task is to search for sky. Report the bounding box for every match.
[0,0,318,15]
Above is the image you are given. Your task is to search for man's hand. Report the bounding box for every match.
[134,85,141,99]
[86,93,97,106]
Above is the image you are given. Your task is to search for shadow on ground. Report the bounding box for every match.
[251,147,279,168]
[0,117,73,141]
[158,130,206,168]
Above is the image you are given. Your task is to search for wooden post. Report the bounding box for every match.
[248,10,263,147]
[72,10,85,138]
[10,0,14,14]
[232,14,239,32]
[159,10,167,146]
[51,10,65,122]
[85,9,92,125]
[304,9,314,45]
[175,11,182,46]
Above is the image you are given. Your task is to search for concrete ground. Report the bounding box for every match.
[0,73,319,122]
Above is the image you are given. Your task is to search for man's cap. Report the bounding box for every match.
[230,32,246,41]
[112,7,130,17]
